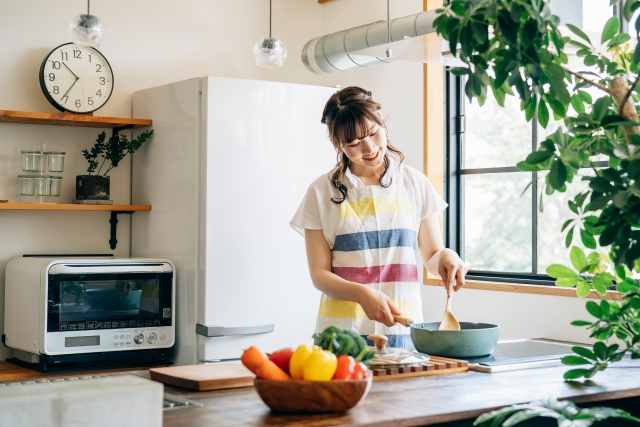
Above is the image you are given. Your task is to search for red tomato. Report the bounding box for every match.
[268,348,294,375]
[332,355,356,380]
[352,361,368,379]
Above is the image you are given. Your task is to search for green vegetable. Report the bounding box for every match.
[312,326,374,367]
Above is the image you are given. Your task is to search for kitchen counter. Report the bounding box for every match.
[2,360,640,426]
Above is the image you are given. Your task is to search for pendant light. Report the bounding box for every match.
[69,0,106,48]
[253,0,287,68]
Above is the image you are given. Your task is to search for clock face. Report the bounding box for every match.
[39,43,114,114]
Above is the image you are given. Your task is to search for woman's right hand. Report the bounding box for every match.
[357,287,400,327]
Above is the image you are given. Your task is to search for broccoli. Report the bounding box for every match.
[312,325,374,367]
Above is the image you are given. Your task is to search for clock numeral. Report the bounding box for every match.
[99,77,106,85]
[88,97,94,106]
[52,86,59,94]
[88,55,92,63]
[62,95,69,104]
[75,99,81,108]
[60,52,68,60]
[96,90,102,97]
[51,61,61,69]
[96,64,102,72]
[48,73,55,82]
[73,50,81,59]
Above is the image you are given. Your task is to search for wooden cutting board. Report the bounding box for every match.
[149,363,254,391]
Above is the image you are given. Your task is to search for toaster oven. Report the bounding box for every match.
[3,257,175,372]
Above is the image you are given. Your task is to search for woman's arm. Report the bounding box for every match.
[304,228,399,327]
[417,215,467,297]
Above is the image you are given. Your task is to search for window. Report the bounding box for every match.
[444,1,618,285]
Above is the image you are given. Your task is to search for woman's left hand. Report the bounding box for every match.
[438,249,468,297]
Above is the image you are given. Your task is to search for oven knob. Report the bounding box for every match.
[147,333,157,344]
[134,333,145,345]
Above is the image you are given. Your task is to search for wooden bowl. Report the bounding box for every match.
[254,374,373,413]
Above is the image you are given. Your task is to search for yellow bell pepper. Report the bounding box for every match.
[289,344,315,379]
[302,349,338,382]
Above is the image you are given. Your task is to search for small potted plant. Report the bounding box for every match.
[76,129,153,203]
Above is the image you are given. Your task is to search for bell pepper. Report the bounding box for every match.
[289,344,315,379]
[352,361,368,380]
[268,348,294,375]
[332,355,356,380]
[302,349,338,382]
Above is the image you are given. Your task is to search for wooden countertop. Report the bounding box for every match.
[2,360,640,426]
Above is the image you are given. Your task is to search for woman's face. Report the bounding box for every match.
[340,120,387,171]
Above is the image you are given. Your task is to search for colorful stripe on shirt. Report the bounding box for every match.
[341,196,414,218]
[333,228,417,252]
[332,264,417,284]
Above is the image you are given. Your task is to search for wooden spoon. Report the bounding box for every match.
[438,295,461,331]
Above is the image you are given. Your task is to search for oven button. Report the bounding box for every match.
[147,333,157,344]
[113,334,119,340]
[134,333,145,345]
[113,342,118,347]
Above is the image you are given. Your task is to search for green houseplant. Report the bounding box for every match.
[434,0,640,380]
[76,129,153,202]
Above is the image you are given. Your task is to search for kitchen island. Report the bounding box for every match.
[1,360,640,426]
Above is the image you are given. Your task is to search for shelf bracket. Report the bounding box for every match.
[112,123,135,136]
[109,211,134,250]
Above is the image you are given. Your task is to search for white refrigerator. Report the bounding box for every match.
[131,77,336,366]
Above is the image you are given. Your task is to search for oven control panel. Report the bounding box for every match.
[44,326,174,355]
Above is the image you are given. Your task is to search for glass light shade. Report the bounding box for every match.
[253,38,287,68]
[69,14,106,47]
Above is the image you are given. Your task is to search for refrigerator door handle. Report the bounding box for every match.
[195,323,274,337]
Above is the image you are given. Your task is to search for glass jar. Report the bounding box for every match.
[33,175,51,196]
[49,176,62,196]
[19,175,35,196]
[21,151,42,172]
[45,151,66,172]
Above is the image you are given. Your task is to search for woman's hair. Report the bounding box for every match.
[321,86,404,204]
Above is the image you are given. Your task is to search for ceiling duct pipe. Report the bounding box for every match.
[302,9,438,75]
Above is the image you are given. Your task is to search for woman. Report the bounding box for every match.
[291,86,467,347]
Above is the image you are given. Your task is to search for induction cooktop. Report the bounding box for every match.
[460,339,580,373]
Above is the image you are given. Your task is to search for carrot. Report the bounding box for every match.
[240,346,267,374]
[255,359,292,381]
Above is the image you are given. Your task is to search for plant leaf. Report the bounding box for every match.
[594,342,607,360]
[549,158,567,189]
[601,16,620,43]
[577,280,591,297]
[570,246,587,271]
[567,24,592,45]
[573,346,597,360]
[580,229,597,249]
[564,368,590,380]
[586,300,603,318]
[547,264,579,278]
[562,355,591,365]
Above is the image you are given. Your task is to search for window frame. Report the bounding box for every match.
[444,72,552,285]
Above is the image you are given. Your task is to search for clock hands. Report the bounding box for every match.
[62,62,79,80]
[62,78,78,99]
[60,61,80,101]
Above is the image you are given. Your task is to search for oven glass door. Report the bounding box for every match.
[47,273,173,332]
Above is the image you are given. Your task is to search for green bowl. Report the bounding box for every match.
[410,322,500,358]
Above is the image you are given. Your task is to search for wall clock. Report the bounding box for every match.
[39,42,114,114]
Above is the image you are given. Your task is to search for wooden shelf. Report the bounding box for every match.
[0,203,150,211]
[0,110,152,129]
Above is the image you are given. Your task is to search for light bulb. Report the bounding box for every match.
[253,38,287,68]
[69,14,106,47]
